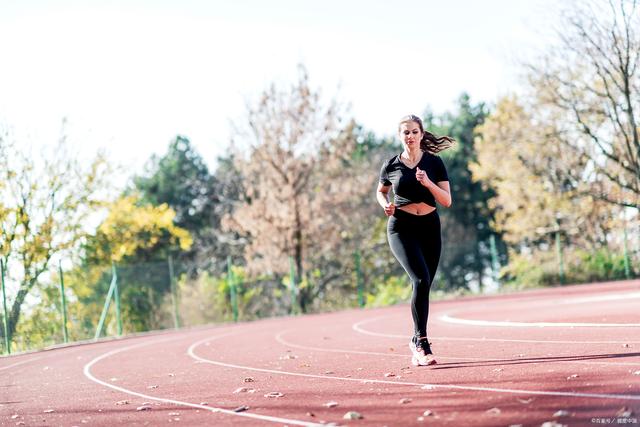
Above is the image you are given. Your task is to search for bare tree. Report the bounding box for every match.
[223,66,373,311]
[526,0,640,208]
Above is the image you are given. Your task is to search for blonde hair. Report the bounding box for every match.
[399,114,454,154]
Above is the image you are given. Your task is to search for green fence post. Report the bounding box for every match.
[113,264,122,336]
[94,265,118,340]
[289,256,297,315]
[168,256,180,329]
[623,228,631,279]
[489,234,500,285]
[58,261,69,343]
[1,259,10,355]
[556,231,565,284]
[227,257,238,322]
[354,249,364,308]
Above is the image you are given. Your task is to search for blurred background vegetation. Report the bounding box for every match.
[1,1,638,353]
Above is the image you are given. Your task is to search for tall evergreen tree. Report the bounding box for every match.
[132,136,242,275]
[424,94,501,291]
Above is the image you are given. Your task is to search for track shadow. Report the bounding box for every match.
[431,352,640,370]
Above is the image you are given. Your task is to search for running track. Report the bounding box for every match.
[2,280,640,426]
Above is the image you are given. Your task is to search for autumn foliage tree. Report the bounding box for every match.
[70,194,192,333]
[223,67,375,312]
[0,128,111,344]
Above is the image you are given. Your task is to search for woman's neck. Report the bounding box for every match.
[402,148,423,162]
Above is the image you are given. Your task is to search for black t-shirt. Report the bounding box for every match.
[379,152,449,208]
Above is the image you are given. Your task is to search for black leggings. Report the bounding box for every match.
[387,208,441,339]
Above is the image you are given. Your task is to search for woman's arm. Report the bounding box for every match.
[415,167,452,207]
[376,183,396,216]
[428,181,452,207]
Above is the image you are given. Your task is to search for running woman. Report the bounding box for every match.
[376,114,454,366]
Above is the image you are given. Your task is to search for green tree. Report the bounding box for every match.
[133,136,243,275]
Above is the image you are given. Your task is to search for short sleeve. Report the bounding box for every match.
[433,156,449,182]
[379,160,392,186]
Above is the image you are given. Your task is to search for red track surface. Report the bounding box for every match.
[2,280,640,426]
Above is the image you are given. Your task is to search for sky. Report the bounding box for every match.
[0,0,560,178]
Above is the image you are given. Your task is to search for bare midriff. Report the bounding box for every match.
[397,202,436,216]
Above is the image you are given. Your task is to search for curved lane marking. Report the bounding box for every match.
[437,290,640,328]
[276,329,498,362]
[560,291,640,304]
[440,314,640,328]
[83,335,325,427]
[353,316,640,344]
[188,336,640,402]
[0,357,43,371]
[276,329,640,367]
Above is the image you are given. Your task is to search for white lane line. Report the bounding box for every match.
[440,314,640,328]
[353,316,640,344]
[275,329,488,362]
[276,330,640,367]
[83,335,325,427]
[188,336,640,402]
[0,357,43,371]
[560,291,640,304]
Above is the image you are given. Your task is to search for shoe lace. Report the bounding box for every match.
[414,336,433,355]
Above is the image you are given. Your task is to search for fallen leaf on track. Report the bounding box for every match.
[343,411,363,420]
[264,392,284,398]
[280,354,298,360]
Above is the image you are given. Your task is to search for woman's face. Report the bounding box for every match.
[399,121,423,150]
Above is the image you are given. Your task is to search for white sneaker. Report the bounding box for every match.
[409,337,437,366]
